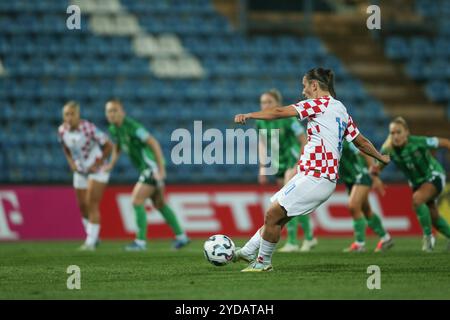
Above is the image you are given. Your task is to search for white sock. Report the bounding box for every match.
[257,239,277,264]
[82,218,89,233]
[241,228,262,256]
[175,233,188,241]
[381,233,391,242]
[85,223,100,246]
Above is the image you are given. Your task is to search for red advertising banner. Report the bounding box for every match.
[0,184,423,240]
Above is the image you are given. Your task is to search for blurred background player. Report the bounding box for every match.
[374,116,450,252]
[233,68,390,272]
[256,89,317,253]
[339,140,393,252]
[104,99,190,251]
[58,101,112,251]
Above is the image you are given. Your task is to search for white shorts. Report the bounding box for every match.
[270,173,336,217]
[73,171,110,189]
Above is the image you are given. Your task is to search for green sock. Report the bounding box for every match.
[298,215,314,241]
[133,205,147,241]
[353,217,366,243]
[415,204,432,236]
[434,216,450,238]
[286,217,299,245]
[159,204,184,236]
[367,214,386,238]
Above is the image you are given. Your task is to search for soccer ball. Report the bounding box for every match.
[203,234,235,266]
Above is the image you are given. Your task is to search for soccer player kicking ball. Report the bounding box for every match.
[233,68,390,272]
[339,140,393,252]
[373,116,450,252]
[256,89,317,253]
[104,99,190,251]
[58,101,113,251]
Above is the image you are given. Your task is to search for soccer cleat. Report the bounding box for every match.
[299,238,318,252]
[422,235,435,252]
[343,242,366,253]
[232,247,256,263]
[125,241,147,251]
[277,243,300,253]
[77,243,95,251]
[241,260,273,272]
[374,237,394,252]
[172,237,191,250]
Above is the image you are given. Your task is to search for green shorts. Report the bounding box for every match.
[138,168,164,188]
[413,173,446,195]
[345,173,373,194]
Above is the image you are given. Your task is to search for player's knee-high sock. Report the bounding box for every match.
[133,205,147,241]
[298,215,313,241]
[415,204,432,236]
[241,228,261,256]
[257,239,276,264]
[82,218,89,234]
[353,217,366,244]
[286,217,299,245]
[159,205,186,238]
[85,222,100,246]
[434,216,450,238]
[366,214,387,238]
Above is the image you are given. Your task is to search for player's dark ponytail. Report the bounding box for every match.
[305,67,337,98]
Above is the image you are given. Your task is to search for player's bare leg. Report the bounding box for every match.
[75,188,89,234]
[242,202,290,272]
[151,186,189,249]
[412,183,437,251]
[79,180,106,251]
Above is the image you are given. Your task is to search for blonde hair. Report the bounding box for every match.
[382,116,409,150]
[63,100,80,113]
[262,89,283,105]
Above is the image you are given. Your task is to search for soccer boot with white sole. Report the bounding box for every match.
[299,238,318,252]
[422,235,435,252]
[78,243,96,251]
[172,237,191,250]
[232,247,256,263]
[241,259,273,272]
[343,242,366,252]
[277,243,300,253]
[374,237,394,252]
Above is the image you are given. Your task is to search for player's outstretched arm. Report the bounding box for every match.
[234,105,297,124]
[438,137,450,151]
[353,133,390,165]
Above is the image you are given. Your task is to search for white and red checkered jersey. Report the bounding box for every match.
[58,120,109,174]
[291,95,360,180]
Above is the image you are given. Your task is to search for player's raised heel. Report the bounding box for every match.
[232,247,256,263]
[125,240,147,251]
[422,235,435,252]
[374,237,394,252]
[241,261,273,272]
[300,238,318,252]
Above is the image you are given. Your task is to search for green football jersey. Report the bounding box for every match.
[108,117,159,173]
[339,140,369,185]
[381,135,444,187]
[255,117,305,172]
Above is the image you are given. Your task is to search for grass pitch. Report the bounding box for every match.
[0,237,449,299]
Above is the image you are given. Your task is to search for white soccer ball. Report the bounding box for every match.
[203,234,235,266]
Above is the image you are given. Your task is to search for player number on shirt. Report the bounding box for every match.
[335,117,347,152]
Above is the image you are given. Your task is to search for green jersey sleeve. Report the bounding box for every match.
[412,135,439,149]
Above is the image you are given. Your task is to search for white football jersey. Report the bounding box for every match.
[58,120,109,174]
[291,95,359,180]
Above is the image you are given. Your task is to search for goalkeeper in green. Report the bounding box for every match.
[105,99,189,251]
[256,89,317,252]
